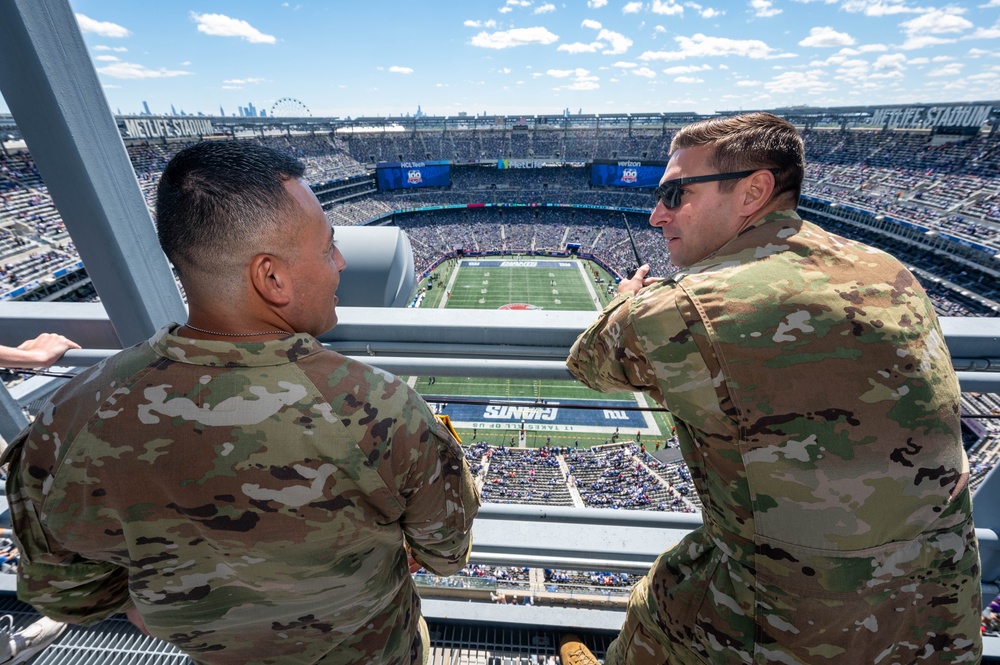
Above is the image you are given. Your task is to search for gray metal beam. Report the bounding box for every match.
[0,0,185,347]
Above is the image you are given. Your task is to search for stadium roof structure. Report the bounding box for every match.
[0,1,999,661]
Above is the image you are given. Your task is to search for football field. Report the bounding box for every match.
[414,257,674,449]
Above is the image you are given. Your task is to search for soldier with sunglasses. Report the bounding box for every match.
[565,112,981,664]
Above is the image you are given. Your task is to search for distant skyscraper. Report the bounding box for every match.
[219,105,225,117]
[170,104,177,115]
[142,101,151,115]
[247,102,256,117]
[260,109,267,118]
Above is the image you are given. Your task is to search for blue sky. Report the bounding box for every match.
[3,0,999,118]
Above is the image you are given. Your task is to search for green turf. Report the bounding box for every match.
[443,259,600,311]
[410,257,675,449]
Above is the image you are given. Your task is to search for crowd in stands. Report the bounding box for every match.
[344,128,675,164]
[393,206,673,279]
[0,535,19,574]
[478,445,576,506]
[566,445,693,511]
[544,569,633,593]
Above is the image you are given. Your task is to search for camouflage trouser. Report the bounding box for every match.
[604,578,703,665]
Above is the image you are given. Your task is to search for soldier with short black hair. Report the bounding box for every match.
[4,140,479,665]
[565,112,981,664]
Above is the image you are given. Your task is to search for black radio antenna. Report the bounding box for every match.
[622,213,644,279]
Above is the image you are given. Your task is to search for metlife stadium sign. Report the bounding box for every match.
[121,117,213,139]
[869,104,992,131]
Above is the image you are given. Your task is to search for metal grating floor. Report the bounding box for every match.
[0,597,614,664]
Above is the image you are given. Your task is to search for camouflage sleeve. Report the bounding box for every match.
[398,402,480,577]
[567,292,657,394]
[3,433,130,625]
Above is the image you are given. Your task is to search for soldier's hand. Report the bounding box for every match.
[618,264,657,297]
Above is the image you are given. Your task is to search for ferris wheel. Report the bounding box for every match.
[269,97,312,118]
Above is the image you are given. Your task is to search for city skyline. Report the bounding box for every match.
[1,0,998,119]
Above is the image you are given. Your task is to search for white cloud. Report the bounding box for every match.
[765,70,832,93]
[563,80,601,89]
[388,66,414,74]
[547,68,590,78]
[223,77,265,84]
[558,41,604,53]
[94,45,128,52]
[901,9,973,36]
[799,26,855,47]
[534,3,556,13]
[966,20,1000,39]
[900,35,956,50]
[97,61,192,79]
[613,61,638,67]
[750,0,781,17]
[633,67,657,77]
[598,29,633,54]
[857,43,889,52]
[75,14,130,38]
[651,0,684,15]
[588,0,609,6]
[979,0,1000,6]
[470,27,559,48]
[499,6,513,13]
[464,19,499,27]
[640,33,779,61]
[928,63,963,77]
[582,19,603,29]
[840,0,924,16]
[662,63,712,74]
[698,7,724,18]
[94,55,120,62]
[872,53,907,70]
[191,12,276,44]
[674,75,703,83]
[623,2,644,12]
[506,0,532,5]
[501,67,513,74]
[735,79,761,86]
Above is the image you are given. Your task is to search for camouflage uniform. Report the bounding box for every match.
[3,325,480,665]
[568,211,981,664]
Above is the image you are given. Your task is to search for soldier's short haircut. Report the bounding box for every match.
[156,140,306,277]
[670,112,805,206]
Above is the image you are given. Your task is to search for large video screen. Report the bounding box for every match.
[376,161,451,190]
[589,159,666,188]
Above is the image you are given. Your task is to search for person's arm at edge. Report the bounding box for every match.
[0,333,80,369]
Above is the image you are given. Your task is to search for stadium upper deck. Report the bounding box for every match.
[5,118,999,314]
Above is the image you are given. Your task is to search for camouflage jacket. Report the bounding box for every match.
[3,325,480,665]
[568,211,981,664]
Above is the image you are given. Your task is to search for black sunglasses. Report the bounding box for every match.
[653,168,780,209]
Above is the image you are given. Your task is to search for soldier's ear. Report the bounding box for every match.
[250,253,291,306]
[739,169,776,216]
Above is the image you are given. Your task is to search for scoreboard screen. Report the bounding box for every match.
[376,161,451,190]
[589,160,666,188]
